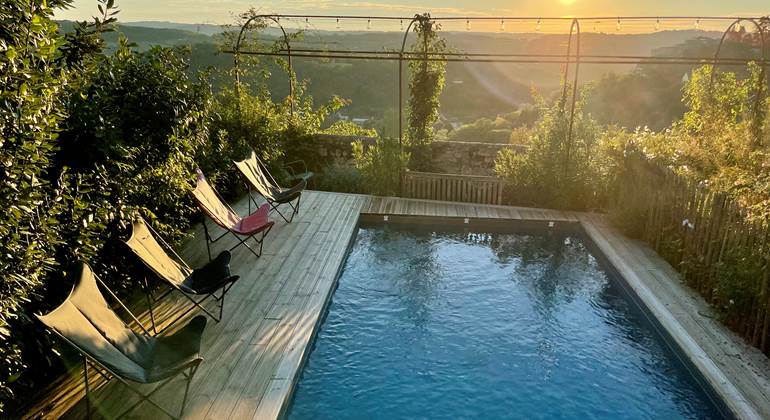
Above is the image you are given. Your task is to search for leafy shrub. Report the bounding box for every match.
[318,163,366,194]
[494,87,613,211]
[353,137,410,197]
[57,38,211,243]
[322,120,377,137]
[0,0,117,412]
[207,81,347,197]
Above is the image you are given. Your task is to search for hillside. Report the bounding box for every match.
[58,22,727,125]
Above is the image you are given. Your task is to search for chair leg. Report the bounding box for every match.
[270,201,296,223]
[179,363,199,419]
[83,356,92,420]
[217,286,227,320]
[202,219,213,262]
[143,278,158,335]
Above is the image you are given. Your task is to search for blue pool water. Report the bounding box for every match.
[288,226,723,419]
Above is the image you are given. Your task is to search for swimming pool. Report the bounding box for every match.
[287,223,724,419]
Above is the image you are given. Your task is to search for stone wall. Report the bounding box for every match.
[295,134,525,176]
[430,140,526,176]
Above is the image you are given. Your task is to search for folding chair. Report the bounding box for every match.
[234,151,306,223]
[124,216,240,334]
[36,263,206,420]
[191,168,274,260]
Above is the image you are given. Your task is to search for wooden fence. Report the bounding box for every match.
[402,171,504,205]
[611,155,770,355]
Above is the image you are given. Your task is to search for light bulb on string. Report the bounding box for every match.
[655,18,660,31]
[367,18,372,30]
[305,17,310,29]
[336,18,340,30]
[616,18,621,32]
[593,21,598,32]
[400,19,404,31]
[466,19,471,31]
[694,19,700,30]
[535,18,541,32]
[500,19,505,32]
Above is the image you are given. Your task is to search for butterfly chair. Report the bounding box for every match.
[124,216,240,334]
[36,263,206,420]
[234,151,307,223]
[191,168,274,261]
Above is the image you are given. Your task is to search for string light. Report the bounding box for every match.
[694,19,700,30]
[593,21,598,32]
[400,19,404,31]
[336,18,340,29]
[466,18,471,31]
[616,18,622,32]
[655,18,660,31]
[367,18,372,30]
[500,19,505,32]
[535,18,541,32]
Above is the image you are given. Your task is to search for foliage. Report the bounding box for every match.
[495,87,612,211]
[406,14,447,170]
[58,38,212,242]
[0,0,118,412]
[607,62,770,354]
[353,137,410,197]
[447,107,538,144]
[615,64,770,218]
[207,81,346,196]
[317,163,366,194]
[322,120,377,137]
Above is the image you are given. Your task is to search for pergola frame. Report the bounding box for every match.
[226,14,769,193]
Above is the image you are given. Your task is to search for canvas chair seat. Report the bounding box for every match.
[234,150,306,223]
[192,168,274,260]
[232,203,272,235]
[269,179,306,204]
[179,251,236,295]
[37,263,205,419]
[37,264,206,384]
[125,216,241,332]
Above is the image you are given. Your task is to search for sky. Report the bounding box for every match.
[56,0,770,29]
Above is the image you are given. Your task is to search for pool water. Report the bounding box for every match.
[287,226,723,419]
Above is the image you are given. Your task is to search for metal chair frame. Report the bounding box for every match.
[42,272,201,420]
[238,153,305,224]
[128,216,238,335]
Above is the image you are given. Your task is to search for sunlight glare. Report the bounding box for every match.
[560,0,577,5]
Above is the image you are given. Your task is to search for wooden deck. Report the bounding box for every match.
[24,191,770,420]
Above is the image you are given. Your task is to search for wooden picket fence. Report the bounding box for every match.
[402,171,504,205]
[611,155,770,355]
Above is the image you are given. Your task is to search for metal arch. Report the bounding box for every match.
[397,15,420,195]
[398,15,420,147]
[710,18,768,85]
[563,18,582,173]
[709,18,768,142]
[234,14,295,116]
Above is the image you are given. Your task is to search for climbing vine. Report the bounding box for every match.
[406,13,447,170]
